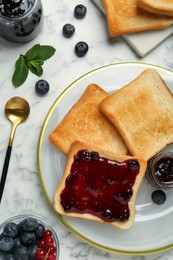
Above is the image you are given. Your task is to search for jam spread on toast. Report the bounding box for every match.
[60,150,140,222]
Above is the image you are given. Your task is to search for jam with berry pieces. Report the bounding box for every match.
[60,150,140,222]
[147,152,173,190]
[0,0,43,42]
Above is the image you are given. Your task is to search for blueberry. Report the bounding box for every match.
[28,244,38,259]
[3,222,18,238]
[35,80,50,96]
[91,151,99,160]
[74,4,87,19]
[0,237,14,252]
[20,217,38,232]
[75,41,89,57]
[128,160,139,171]
[157,162,171,177]
[81,150,90,161]
[62,23,75,38]
[35,223,45,240]
[0,251,3,259]
[20,232,36,245]
[14,246,29,260]
[115,189,133,203]
[102,209,112,219]
[14,237,23,249]
[3,254,15,260]
[151,190,166,205]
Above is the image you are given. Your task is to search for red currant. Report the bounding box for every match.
[49,245,56,254]
[44,237,54,247]
[43,229,52,238]
[47,253,56,260]
[38,239,46,248]
[35,248,47,259]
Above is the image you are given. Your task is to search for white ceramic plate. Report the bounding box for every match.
[38,62,173,255]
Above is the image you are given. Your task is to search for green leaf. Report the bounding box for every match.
[27,61,43,76]
[25,44,56,61]
[12,44,56,87]
[29,59,44,67]
[12,55,29,87]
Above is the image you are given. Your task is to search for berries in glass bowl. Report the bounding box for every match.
[0,214,59,259]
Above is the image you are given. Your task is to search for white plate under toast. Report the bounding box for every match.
[92,0,173,57]
[38,62,173,255]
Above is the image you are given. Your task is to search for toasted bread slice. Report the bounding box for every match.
[100,69,173,161]
[49,84,128,155]
[103,0,173,37]
[53,141,147,229]
[138,0,173,17]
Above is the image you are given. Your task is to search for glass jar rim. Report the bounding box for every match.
[0,213,60,259]
[0,0,38,21]
[148,152,173,189]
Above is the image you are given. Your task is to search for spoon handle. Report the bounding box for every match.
[0,146,12,203]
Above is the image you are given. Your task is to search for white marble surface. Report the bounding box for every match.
[0,0,173,259]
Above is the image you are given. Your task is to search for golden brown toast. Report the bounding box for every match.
[53,141,147,229]
[49,84,128,155]
[100,69,173,161]
[138,0,173,16]
[103,0,173,36]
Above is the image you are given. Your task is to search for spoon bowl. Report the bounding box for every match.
[0,96,30,203]
[5,96,30,125]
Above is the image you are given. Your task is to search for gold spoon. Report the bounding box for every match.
[0,96,30,203]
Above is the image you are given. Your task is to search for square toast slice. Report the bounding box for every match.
[138,0,173,16]
[103,0,173,37]
[53,141,147,229]
[100,69,173,161]
[49,84,128,155]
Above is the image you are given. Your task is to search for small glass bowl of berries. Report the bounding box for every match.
[0,214,59,259]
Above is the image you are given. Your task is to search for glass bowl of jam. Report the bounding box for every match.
[147,152,173,190]
[0,0,43,43]
[0,214,59,259]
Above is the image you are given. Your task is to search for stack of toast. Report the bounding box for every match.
[50,69,173,229]
[102,0,173,37]
[138,0,173,17]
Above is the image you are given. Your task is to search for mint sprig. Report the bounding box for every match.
[12,44,56,87]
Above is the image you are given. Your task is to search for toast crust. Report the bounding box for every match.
[49,84,128,155]
[103,0,173,36]
[138,0,173,16]
[100,69,173,161]
[53,141,147,229]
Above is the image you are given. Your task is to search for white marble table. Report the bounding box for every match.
[0,0,173,259]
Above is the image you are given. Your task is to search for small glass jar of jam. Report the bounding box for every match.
[0,0,43,43]
[146,152,173,190]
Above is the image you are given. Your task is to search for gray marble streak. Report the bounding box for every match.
[0,0,173,259]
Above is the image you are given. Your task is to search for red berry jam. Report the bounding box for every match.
[60,150,140,222]
[147,152,173,190]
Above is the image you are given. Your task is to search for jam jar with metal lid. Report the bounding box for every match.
[0,0,43,43]
[146,152,173,190]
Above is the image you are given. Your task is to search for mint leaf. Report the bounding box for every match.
[12,44,56,87]
[25,44,56,61]
[29,59,44,67]
[12,55,29,87]
[27,61,43,76]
